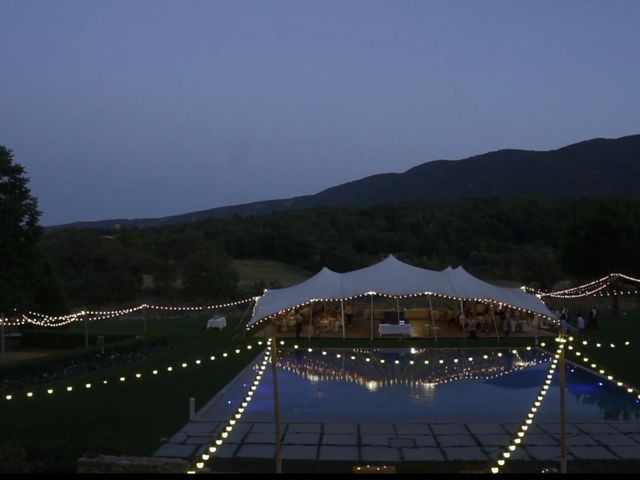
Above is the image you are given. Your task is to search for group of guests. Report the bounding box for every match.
[559,306,599,335]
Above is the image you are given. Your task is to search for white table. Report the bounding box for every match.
[207,316,227,330]
[378,323,411,336]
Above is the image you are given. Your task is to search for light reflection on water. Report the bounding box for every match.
[239,348,640,424]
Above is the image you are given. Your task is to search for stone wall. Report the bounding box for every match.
[77,455,189,474]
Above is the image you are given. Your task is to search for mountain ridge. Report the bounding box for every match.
[50,133,640,230]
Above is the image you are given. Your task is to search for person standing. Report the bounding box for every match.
[576,312,586,336]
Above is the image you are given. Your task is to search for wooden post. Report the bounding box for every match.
[271,337,282,473]
[189,397,196,420]
[83,311,89,348]
[559,340,568,473]
[143,306,147,338]
[1,314,5,357]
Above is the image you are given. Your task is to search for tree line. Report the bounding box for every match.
[3,145,640,315]
[37,197,640,312]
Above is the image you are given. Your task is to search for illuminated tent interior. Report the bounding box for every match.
[247,255,556,333]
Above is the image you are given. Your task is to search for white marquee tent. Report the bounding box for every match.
[247,255,555,331]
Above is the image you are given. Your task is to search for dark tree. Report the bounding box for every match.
[0,146,43,315]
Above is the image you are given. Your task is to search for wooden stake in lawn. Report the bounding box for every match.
[271,336,282,473]
[1,314,5,358]
[143,306,147,338]
[83,310,89,348]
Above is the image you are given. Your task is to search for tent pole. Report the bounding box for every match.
[396,296,401,324]
[429,296,436,341]
[270,336,282,473]
[370,294,374,341]
[459,299,464,339]
[308,301,313,342]
[490,304,500,341]
[340,299,345,340]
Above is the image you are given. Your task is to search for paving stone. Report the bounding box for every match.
[592,434,640,446]
[169,432,187,444]
[251,423,276,433]
[284,433,321,445]
[236,444,275,458]
[473,434,511,446]
[194,444,209,457]
[395,424,430,435]
[484,446,530,461]
[359,424,395,435]
[319,446,360,461]
[561,434,601,446]
[575,423,621,434]
[322,434,358,445]
[537,423,580,435]
[226,429,247,443]
[388,437,415,448]
[182,422,219,435]
[185,436,214,445]
[522,434,557,446]
[503,424,544,434]
[229,423,252,434]
[442,446,488,461]
[610,446,640,459]
[401,447,445,461]
[245,432,278,444]
[361,434,392,446]
[569,446,618,460]
[413,435,438,447]
[213,443,237,458]
[610,423,640,434]
[287,423,321,434]
[324,423,358,434]
[282,445,318,460]
[430,424,468,435]
[436,434,477,447]
[361,447,401,462]
[154,443,197,458]
[526,446,572,460]
[467,424,507,435]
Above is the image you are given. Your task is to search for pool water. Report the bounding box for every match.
[212,347,640,425]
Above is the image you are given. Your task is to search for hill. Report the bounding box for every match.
[51,134,640,230]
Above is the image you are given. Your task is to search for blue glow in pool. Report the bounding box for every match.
[207,348,640,424]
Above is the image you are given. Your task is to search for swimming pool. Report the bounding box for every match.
[206,347,640,425]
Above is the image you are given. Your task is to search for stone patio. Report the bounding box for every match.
[155,421,640,462]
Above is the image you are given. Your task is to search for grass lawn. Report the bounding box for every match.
[0,309,259,473]
[561,311,640,386]
[0,309,638,473]
[233,258,312,289]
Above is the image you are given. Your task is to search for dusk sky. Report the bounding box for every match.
[2,0,639,226]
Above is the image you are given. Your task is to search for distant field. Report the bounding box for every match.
[234,259,312,289]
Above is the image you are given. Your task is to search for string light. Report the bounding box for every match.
[2,341,264,404]
[491,337,563,474]
[0,297,257,327]
[3,270,640,327]
[187,346,272,473]
[562,337,639,400]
